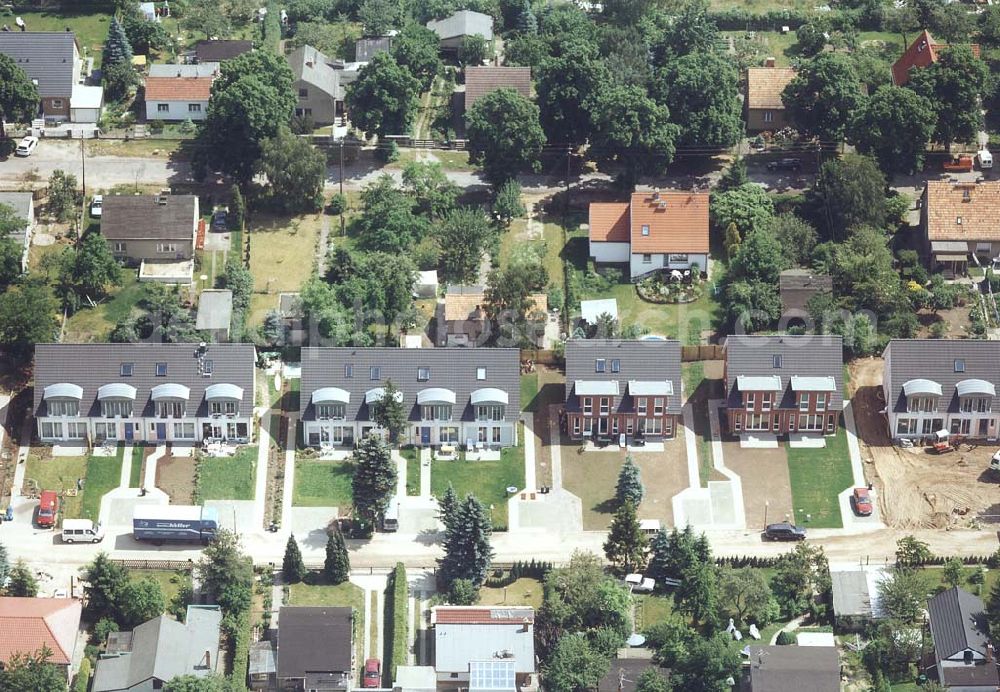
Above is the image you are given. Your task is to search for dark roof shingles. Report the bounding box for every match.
[277,607,352,677]
[100,195,197,241]
[883,339,1000,414]
[563,339,683,415]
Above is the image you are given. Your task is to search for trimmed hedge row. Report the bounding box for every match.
[384,563,409,681]
[225,612,251,691]
[484,559,553,588]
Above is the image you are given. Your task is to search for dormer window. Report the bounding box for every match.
[611,359,620,373]
[345,364,353,378]
[772,355,782,368]
[418,367,430,382]
[595,359,606,373]
[955,359,966,373]
[120,363,134,377]
[370,366,380,380]
[641,224,649,236]
[476,367,487,380]
[203,359,213,375]
[957,216,963,225]
[155,362,168,377]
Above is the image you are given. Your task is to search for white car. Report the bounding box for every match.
[90,195,103,218]
[14,136,38,157]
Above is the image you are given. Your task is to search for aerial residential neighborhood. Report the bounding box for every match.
[2,0,1000,690]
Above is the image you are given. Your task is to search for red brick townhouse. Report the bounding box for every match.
[722,335,844,436]
[563,339,682,441]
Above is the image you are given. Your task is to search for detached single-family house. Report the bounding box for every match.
[33,343,257,445]
[431,606,538,692]
[196,289,233,342]
[144,75,213,121]
[927,587,1000,691]
[745,63,795,133]
[299,347,520,449]
[830,567,887,631]
[148,62,221,78]
[922,181,1000,276]
[193,39,252,63]
[745,645,841,692]
[464,66,531,112]
[883,339,1000,440]
[288,45,357,125]
[355,36,393,62]
[0,32,102,122]
[92,605,223,692]
[0,597,81,681]
[779,269,832,317]
[426,10,494,51]
[589,191,710,281]
[437,284,547,347]
[101,193,198,267]
[892,30,980,86]
[563,339,683,442]
[276,606,354,691]
[0,191,34,272]
[722,335,844,437]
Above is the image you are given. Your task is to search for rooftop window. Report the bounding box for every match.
[955,359,966,373]
[120,363,134,377]
[155,362,168,377]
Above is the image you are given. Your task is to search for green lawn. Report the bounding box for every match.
[480,577,544,609]
[129,445,144,488]
[520,373,539,413]
[785,420,854,528]
[431,432,525,530]
[293,459,355,508]
[81,447,126,521]
[635,594,675,632]
[23,453,87,520]
[130,568,191,607]
[63,273,146,342]
[401,447,420,496]
[13,9,111,67]
[196,447,257,501]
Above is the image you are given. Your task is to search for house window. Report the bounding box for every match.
[644,418,662,435]
[745,393,755,411]
[896,418,917,435]
[816,393,827,411]
[826,416,835,433]
[156,401,184,417]
[155,362,168,377]
[370,367,380,380]
[417,367,430,381]
[761,393,772,412]
[345,364,353,378]
[734,415,742,432]
[978,398,991,413]
[48,400,79,417]
[599,397,610,415]
[641,224,649,236]
[595,359,606,373]
[799,393,809,411]
[421,404,451,421]
[188,103,202,112]
[66,422,87,438]
[907,396,935,413]
[952,418,972,435]
[637,398,647,416]
[157,103,169,113]
[642,254,652,264]
[476,405,504,421]
[611,359,620,373]
[173,422,196,438]
[156,243,177,253]
[492,427,501,444]
[41,422,64,438]
[95,422,117,440]
[317,403,346,420]
[439,426,459,443]
[573,417,580,435]
[763,110,773,123]
[210,401,238,415]
[477,367,487,380]
[955,359,966,373]
[113,242,126,253]
[299,88,308,98]
[668,254,688,263]
[582,397,592,415]
[120,362,134,377]
[102,400,132,418]
[653,398,664,415]
[203,360,213,375]
[772,355,782,368]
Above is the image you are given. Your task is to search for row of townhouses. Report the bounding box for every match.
[32,338,1000,447]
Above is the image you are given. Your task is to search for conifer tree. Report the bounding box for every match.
[103,17,133,68]
[604,501,648,573]
[615,455,644,507]
[324,529,351,585]
[440,494,495,587]
[283,534,307,584]
[352,433,397,527]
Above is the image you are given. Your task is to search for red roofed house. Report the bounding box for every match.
[0,597,82,680]
[144,75,215,121]
[892,30,980,86]
[589,191,710,281]
[431,606,537,691]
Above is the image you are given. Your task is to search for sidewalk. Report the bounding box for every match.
[253,409,272,529]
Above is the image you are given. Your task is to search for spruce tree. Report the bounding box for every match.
[0,542,10,587]
[351,433,398,527]
[324,529,351,585]
[81,552,129,622]
[604,501,648,573]
[440,494,495,587]
[102,17,133,69]
[372,379,406,442]
[615,456,644,507]
[438,482,459,532]
[645,528,672,587]
[7,560,38,597]
[283,534,307,584]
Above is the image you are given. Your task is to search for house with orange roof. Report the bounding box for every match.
[922,180,1000,275]
[0,597,82,680]
[745,62,796,133]
[144,74,214,121]
[589,191,710,281]
[892,30,980,86]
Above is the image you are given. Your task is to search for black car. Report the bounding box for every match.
[211,210,228,232]
[763,522,807,541]
[766,158,803,171]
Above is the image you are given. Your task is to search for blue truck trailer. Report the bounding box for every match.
[133,505,219,544]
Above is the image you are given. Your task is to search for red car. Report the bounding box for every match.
[37,490,59,528]
[363,658,381,688]
[852,487,873,516]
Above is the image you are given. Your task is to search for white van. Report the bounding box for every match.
[978,149,993,170]
[62,519,105,544]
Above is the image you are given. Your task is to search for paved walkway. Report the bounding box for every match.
[681,404,700,490]
[119,444,133,488]
[547,416,564,490]
[11,413,32,505]
[419,448,431,497]
[708,401,746,528]
[317,211,332,277]
[280,415,296,530]
[838,402,885,532]
[394,450,407,500]
[144,445,165,490]
[253,409,272,530]
[521,414,536,491]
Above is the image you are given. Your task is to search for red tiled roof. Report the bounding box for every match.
[892,30,981,85]
[434,607,535,625]
[589,202,630,243]
[629,191,710,254]
[0,597,81,666]
[144,76,214,101]
[925,180,1000,242]
[746,67,796,110]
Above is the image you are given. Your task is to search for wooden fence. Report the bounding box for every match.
[111,558,195,571]
[681,345,724,361]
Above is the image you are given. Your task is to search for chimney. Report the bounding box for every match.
[201,649,211,668]
[764,57,776,68]
[988,643,994,663]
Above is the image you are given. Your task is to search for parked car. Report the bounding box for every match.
[90,195,103,218]
[767,158,802,171]
[943,154,974,172]
[363,658,381,688]
[37,490,59,528]
[62,519,105,543]
[763,522,806,541]
[14,136,38,157]
[211,209,228,231]
[851,487,873,516]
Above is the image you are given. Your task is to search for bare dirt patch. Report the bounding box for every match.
[722,440,793,529]
[155,453,195,504]
[849,358,1000,529]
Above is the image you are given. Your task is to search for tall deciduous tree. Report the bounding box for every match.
[401,160,459,219]
[354,175,430,254]
[909,45,991,149]
[0,646,64,692]
[814,154,888,241]
[466,88,545,186]
[436,206,495,284]
[0,205,26,288]
[372,379,406,442]
[439,494,495,587]
[47,170,80,223]
[717,566,778,627]
[352,433,398,526]
[668,633,740,692]
[390,24,442,91]
[710,183,775,235]
[67,232,123,300]
[198,529,253,617]
[164,674,233,692]
[615,456,643,507]
[119,577,165,628]
[258,128,325,213]
[0,54,38,142]
[652,50,742,147]
[770,542,830,618]
[81,552,129,622]
[603,501,648,573]
[542,634,610,692]
[493,179,526,226]
[535,48,607,144]
[635,668,670,692]
[283,534,308,583]
[359,0,405,36]
[877,569,928,624]
[346,52,421,142]
[0,281,58,356]
[324,529,351,584]
[590,84,679,186]
[0,542,9,587]
[782,52,864,142]
[458,34,490,68]
[484,259,548,340]
[769,213,818,268]
[849,86,936,177]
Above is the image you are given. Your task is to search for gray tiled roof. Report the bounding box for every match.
[928,587,991,659]
[277,607,352,677]
[100,194,197,241]
[194,40,252,62]
[33,343,256,418]
[723,334,844,409]
[831,570,871,617]
[0,32,77,98]
[564,339,683,414]
[426,10,494,41]
[0,192,33,246]
[287,45,342,100]
[148,62,221,78]
[299,347,520,422]
[883,339,1000,414]
[747,645,840,692]
[355,37,393,62]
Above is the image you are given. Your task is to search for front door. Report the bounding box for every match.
[156,423,167,440]
[598,418,608,436]
[420,427,431,445]
[124,423,134,441]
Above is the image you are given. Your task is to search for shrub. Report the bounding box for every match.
[775,630,795,645]
[327,193,347,215]
[384,563,409,680]
[148,119,165,134]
